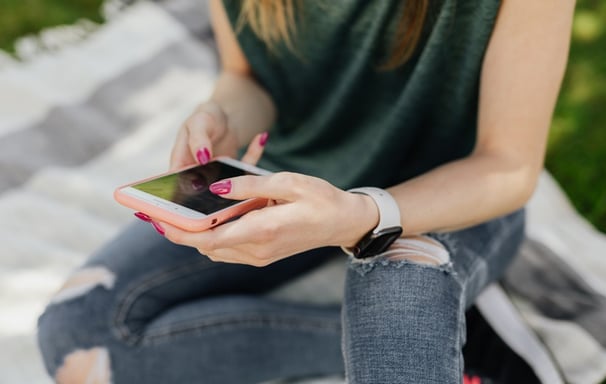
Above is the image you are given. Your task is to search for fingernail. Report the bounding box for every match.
[259,131,269,146]
[151,221,165,236]
[196,147,211,165]
[209,180,232,195]
[134,212,151,222]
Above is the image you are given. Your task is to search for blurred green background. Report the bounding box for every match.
[1,0,604,232]
[0,0,104,53]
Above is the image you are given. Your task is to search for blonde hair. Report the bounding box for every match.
[237,0,429,70]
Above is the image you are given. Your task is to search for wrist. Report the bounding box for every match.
[341,187,403,258]
[340,192,380,248]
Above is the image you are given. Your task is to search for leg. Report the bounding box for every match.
[38,220,344,383]
[342,209,525,383]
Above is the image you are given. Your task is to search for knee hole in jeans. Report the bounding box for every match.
[355,235,450,266]
[51,266,116,304]
[55,347,112,384]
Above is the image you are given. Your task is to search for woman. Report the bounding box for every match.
[38,0,574,383]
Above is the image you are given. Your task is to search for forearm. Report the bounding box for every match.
[387,152,537,235]
[206,71,276,147]
[384,0,574,236]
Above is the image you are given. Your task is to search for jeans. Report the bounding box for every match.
[38,209,525,384]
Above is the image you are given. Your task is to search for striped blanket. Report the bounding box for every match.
[1,1,604,383]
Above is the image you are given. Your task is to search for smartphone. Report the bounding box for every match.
[114,157,272,231]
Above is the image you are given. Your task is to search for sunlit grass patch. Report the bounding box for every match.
[0,0,104,53]
[547,1,606,232]
[573,10,603,42]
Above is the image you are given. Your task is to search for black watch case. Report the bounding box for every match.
[352,226,403,259]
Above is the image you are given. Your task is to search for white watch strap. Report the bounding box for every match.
[348,187,402,234]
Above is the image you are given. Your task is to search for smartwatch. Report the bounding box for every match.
[344,187,403,259]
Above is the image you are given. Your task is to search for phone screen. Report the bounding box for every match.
[131,162,251,215]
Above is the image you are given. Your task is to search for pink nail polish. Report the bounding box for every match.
[259,131,269,146]
[209,180,232,195]
[134,212,152,222]
[196,147,211,165]
[151,221,165,236]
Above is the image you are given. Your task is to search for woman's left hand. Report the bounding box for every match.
[160,172,379,266]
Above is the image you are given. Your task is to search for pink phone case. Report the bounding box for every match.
[114,159,268,232]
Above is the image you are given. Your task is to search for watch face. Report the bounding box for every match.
[354,226,403,259]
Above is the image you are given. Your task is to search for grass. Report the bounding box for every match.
[546,2,606,233]
[0,0,604,233]
[0,0,104,53]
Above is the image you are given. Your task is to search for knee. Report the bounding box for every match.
[37,337,113,384]
[379,235,450,265]
[345,235,460,317]
[343,238,463,381]
[348,235,452,276]
[38,266,117,382]
[49,266,116,305]
[53,347,112,384]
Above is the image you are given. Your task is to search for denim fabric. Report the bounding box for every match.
[38,209,524,383]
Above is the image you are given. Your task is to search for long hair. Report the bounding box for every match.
[237,0,429,70]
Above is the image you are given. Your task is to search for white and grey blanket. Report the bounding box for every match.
[1,1,605,383]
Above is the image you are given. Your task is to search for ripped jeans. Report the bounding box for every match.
[38,209,524,384]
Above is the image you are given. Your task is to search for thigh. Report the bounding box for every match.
[66,220,339,343]
[430,208,526,308]
[39,220,342,378]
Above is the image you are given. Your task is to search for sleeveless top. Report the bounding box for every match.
[223,0,501,190]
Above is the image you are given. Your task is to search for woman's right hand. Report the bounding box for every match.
[169,101,241,170]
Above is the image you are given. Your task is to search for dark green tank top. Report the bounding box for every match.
[224,0,501,189]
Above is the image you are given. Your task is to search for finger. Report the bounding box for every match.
[164,221,276,267]
[160,220,202,241]
[161,207,285,250]
[186,105,227,164]
[160,220,259,263]
[209,172,306,202]
[240,131,269,165]
[169,126,196,171]
[205,247,273,267]
[185,116,213,165]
